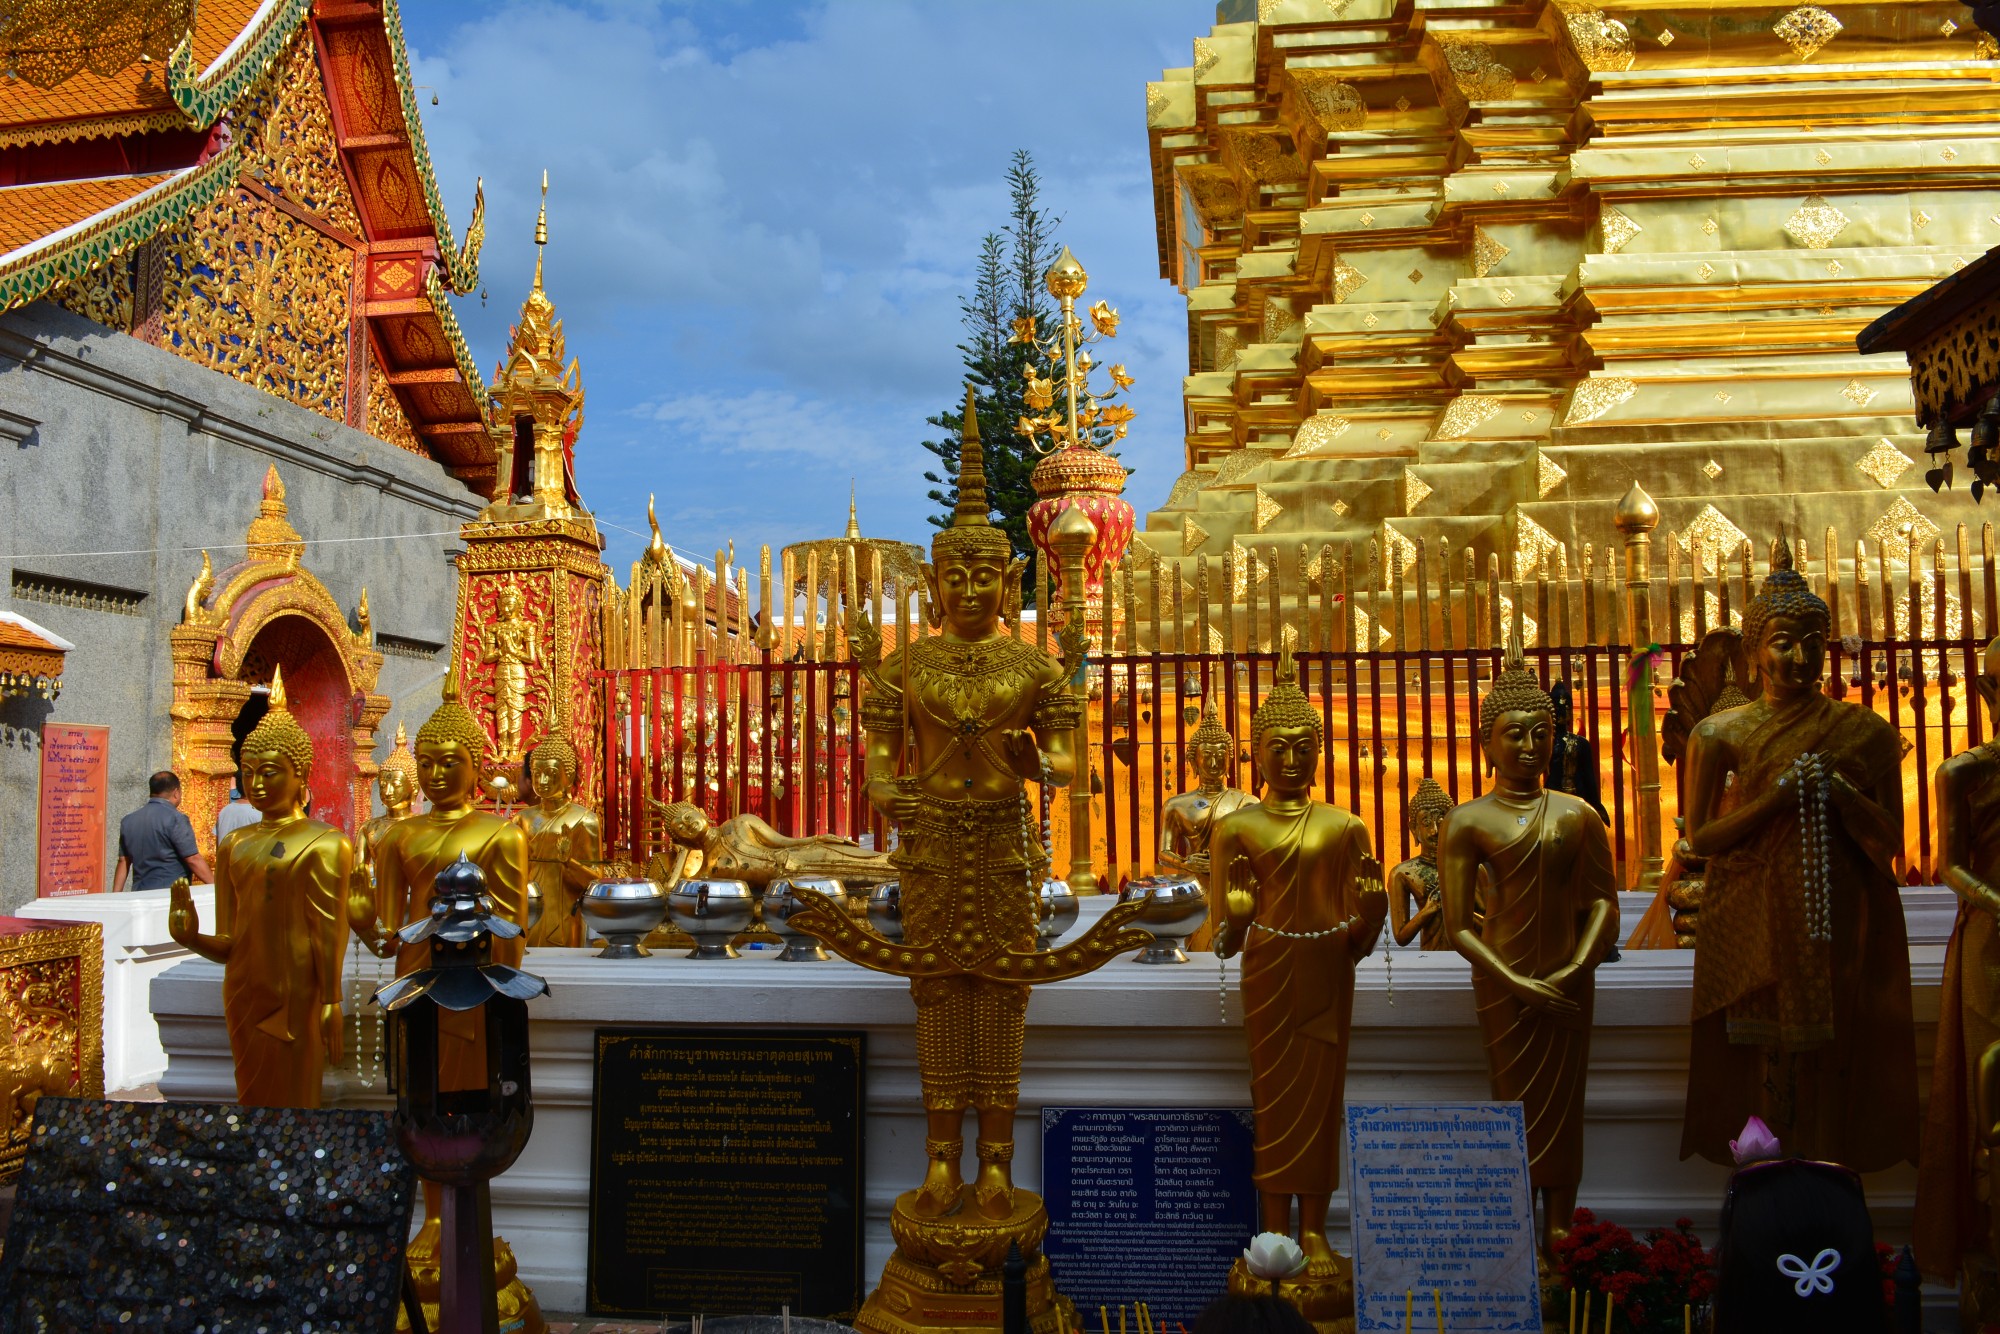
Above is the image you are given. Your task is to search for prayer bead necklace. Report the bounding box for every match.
[1215,914,1368,1023]
[1780,753,1833,944]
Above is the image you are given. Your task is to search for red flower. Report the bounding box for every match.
[1554,1210,1716,1334]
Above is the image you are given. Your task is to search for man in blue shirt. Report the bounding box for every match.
[113,772,212,892]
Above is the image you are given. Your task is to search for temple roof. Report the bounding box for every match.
[0,0,496,492]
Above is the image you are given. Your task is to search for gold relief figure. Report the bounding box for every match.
[1213,641,1385,1288]
[515,733,602,948]
[356,722,418,926]
[168,667,353,1108]
[1440,651,1618,1258]
[1389,777,1456,950]
[481,584,541,758]
[1678,538,1917,1172]
[647,799,895,891]
[1160,694,1256,951]
[1916,637,2000,1290]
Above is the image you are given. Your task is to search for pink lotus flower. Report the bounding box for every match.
[1730,1115,1782,1165]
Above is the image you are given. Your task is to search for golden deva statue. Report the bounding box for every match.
[1213,641,1384,1301]
[647,796,894,890]
[1388,776,1455,951]
[356,722,418,926]
[169,667,353,1108]
[784,393,1146,1334]
[1440,650,1618,1258]
[1678,537,1916,1171]
[481,583,541,758]
[1916,637,2000,1289]
[1160,693,1256,950]
[515,733,603,947]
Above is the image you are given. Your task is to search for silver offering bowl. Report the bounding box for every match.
[764,877,846,962]
[1037,879,1079,949]
[578,876,665,959]
[667,878,756,960]
[1118,874,1209,964]
[867,882,903,941]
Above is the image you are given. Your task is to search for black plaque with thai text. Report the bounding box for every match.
[588,1028,865,1319]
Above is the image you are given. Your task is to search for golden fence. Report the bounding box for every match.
[594,511,1996,888]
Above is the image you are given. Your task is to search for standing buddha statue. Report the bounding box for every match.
[1915,636,2000,1294]
[1678,537,1916,1171]
[1440,651,1618,1257]
[356,722,418,926]
[1213,641,1384,1307]
[1388,777,1455,950]
[481,584,540,759]
[1160,693,1256,950]
[168,667,353,1108]
[784,390,1147,1334]
[515,732,602,947]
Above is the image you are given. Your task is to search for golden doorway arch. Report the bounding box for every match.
[169,466,387,858]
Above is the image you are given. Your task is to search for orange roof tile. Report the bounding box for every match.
[0,612,73,654]
[188,0,272,72]
[0,0,264,139]
[0,174,175,256]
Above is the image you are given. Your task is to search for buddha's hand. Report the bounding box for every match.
[167,879,197,944]
[866,777,920,825]
[1218,857,1256,960]
[1512,973,1580,1018]
[321,1003,344,1066]
[1356,857,1388,924]
[1000,729,1045,781]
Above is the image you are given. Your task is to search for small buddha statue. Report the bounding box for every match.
[1679,537,1916,1172]
[1214,641,1386,1280]
[169,667,353,1108]
[1545,680,1606,823]
[349,669,538,1327]
[1916,636,2000,1293]
[514,733,603,947]
[648,798,894,890]
[1388,777,1455,950]
[356,722,417,927]
[1161,694,1257,951]
[1440,651,1618,1257]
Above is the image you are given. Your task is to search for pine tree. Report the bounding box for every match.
[921,151,1064,576]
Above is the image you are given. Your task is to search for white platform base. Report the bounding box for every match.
[150,891,1953,1316]
[32,884,213,1091]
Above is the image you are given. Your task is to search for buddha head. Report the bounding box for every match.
[1189,694,1233,788]
[923,385,1012,639]
[529,733,577,807]
[1408,776,1456,856]
[498,585,526,621]
[242,666,313,819]
[658,800,711,846]
[1251,638,1322,798]
[377,721,417,814]
[1480,649,1555,788]
[415,667,488,809]
[1742,535,1828,700]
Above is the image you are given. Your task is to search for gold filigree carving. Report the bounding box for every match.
[1286,413,1351,458]
[1437,395,1503,439]
[1289,69,1368,132]
[50,254,135,331]
[1164,469,1209,509]
[1262,299,1300,342]
[1382,522,1419,574]
[1440,37,1516,101]
[1537,453,1567,498]
[1260,0,1354,19]
[1254,487,1285,531]
[366,355,423,456]
[1212,448,1271,487]
[0,0,189,90]
[1404,467,1433,513]
[1214,326,1242,371]
[1773,6,1842,59]
[1673,505,1749,564]
[236,31,363,236]
[1866,496,1942,553]
[1783,195,1850,249]
[1183,515,1211,554]
[1696,262,1716,281]
[1332,256,1369,302]
[1222,129,1307,185]
[1702,459,1723,480]
[1564,377,1637,425]
[1182,166,1242,227]
[1473,226,1510,278]
[1841,378,1879,408]
[1601,208,1641,254]
[1332,498,1350,517]
[1514,513,1561,581]
[1193,37,1220,78]
[1855,439,1914,489]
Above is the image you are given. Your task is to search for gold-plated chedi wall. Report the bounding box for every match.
[1142,0,1998,611]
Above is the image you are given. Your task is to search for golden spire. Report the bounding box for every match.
[645,493,669,563]
[954,383,990,528]
[532,168,548,292]
[269,663,288,712]
[845,481,862,540]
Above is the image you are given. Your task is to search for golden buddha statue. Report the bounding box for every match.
[1388,777,1455,951]
[1213,641,1384,1298]
[1440,651,1618,1258]
[515,733,602,947]
[168,667,353,1108]
[481,583,540,758]
[350,671,540,1333]
[1678,537,1916,1172]
[1160,693,1256,951]
[781,392,1147,1334]
[1915,637,2000,1292]
[647,797,893,889]
[356,722,418,925]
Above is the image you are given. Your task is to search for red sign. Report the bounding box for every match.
[38,724,108,897]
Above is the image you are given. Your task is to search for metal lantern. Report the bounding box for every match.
[374,853,549,1334]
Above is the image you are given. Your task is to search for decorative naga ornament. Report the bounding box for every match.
[451,172,610,801]
[784,405,1150,1334]
[1022,248,1137,597]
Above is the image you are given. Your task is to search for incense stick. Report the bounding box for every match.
[1433,1288,1444,1334]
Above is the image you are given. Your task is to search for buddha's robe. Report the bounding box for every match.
[1232,803,1371,1194]
[383,812,528,1092]
[515,801,601,948]
[1468,792,1617,1188]
[1681,692,1917,1170]
[214,817,351,1108]
[1916,746,2000,1278]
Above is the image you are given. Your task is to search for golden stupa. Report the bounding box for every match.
[1139,0,1996,603]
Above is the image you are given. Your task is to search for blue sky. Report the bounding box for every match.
[400,0,1212,573]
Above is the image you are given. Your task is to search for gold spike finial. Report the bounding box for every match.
[953,383,990,528]
[646,494,667,559]
[395,721,407,747]
[269,663,288,712]
[846,480,861,540]
[533,169,549,288]
[1772,530,1795,572]
[442,657,462,705]
[1045,246,1088,300]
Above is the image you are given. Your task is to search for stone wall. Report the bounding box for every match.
[0,302,481,913]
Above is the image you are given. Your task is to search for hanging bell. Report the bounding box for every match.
[1927,419,1960,457]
